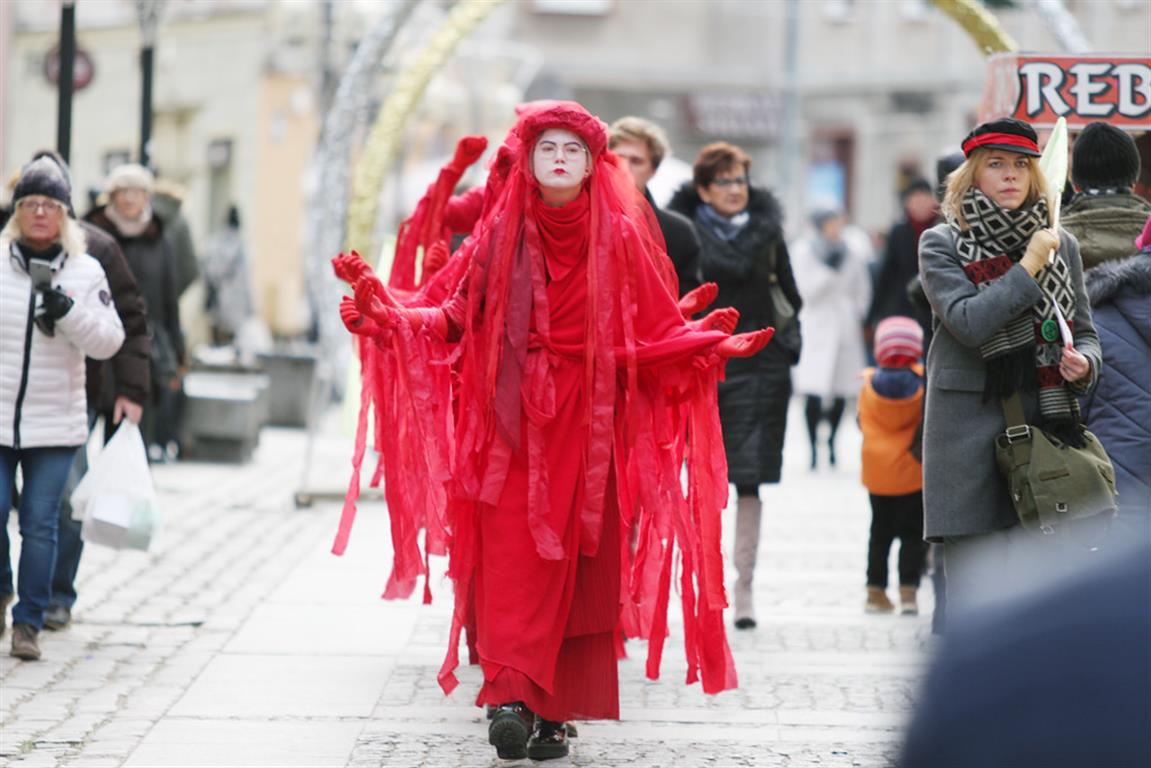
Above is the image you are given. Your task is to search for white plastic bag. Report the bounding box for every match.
[71,421,159,550]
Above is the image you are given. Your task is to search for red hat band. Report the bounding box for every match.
[962,132,1040,158]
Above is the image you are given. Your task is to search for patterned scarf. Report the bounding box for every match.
[952,187,1082,439]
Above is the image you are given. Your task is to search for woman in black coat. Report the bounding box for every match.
[668,142,802,630]
[86,164,184,461]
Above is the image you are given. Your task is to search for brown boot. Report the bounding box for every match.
[10,623,40,661]
[865,586,895,614]
[900,586,919,616]
[732,496,763,629]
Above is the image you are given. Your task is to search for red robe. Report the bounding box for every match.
[444,191,730,720]
[334,103,738,724]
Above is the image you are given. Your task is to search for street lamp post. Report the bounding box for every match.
[135,0,166,167]
[56,0,76,163]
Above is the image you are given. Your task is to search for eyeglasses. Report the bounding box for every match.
[710,176,749,188]
[17,198,64,214]
[536,141,588,160]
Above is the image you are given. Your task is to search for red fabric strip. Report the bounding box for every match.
[962,132,1039,157]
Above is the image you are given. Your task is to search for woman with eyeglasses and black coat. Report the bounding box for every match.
[668,142,803,631]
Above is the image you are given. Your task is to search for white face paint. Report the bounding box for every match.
[533,128,590,205]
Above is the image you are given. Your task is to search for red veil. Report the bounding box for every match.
[333,101,739,714]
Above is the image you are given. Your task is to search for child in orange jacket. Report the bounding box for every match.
[859,316,928,615]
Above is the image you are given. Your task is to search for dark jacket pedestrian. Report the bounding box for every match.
[668,181,801,487]
[646,189,700,295]
[1079,248,1151,547]
[152,180,200,298]
[1062,121,1150,271]
[668,141,802,631]
[868,179,938,332]
[79,222,151,414]
[85,164,185,458]
[607,116,701,295]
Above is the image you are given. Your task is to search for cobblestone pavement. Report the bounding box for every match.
[1,400,934,767]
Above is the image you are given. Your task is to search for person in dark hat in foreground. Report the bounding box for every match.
[901,542,1151,768]
[1063,121,1150,271]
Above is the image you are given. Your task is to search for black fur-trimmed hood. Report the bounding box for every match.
[667,182,784,242]
[1085,252,1151,306]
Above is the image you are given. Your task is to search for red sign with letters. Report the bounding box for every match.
[980,53,1151,131]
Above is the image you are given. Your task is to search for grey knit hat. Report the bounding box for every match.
[13,154,74,217]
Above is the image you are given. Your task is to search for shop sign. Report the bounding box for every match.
[980,53,1150,131]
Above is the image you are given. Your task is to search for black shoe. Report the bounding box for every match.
[565,721,579,738]
[527,718,569,761]
[734,616,757,630]
[488,702,531,760]
[43,604,71,631]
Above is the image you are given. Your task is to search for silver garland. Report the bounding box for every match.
[304,0,420,395]
[1030,0,1092,53]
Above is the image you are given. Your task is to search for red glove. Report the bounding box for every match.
[717,327,775,358]
[423,240,450,276]
[340,296,383,336]
[449,135,489,173]
[355,278,396,327]
[678,282,718,318]
[332,250,376,285]
[699,307,740,334]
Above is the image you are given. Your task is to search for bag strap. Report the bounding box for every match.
[999,392,1032,470]
[1001,391,1027,429]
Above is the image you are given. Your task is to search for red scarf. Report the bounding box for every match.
[533,189,590,283]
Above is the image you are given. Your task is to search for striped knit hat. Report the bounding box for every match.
[874,316,923,368]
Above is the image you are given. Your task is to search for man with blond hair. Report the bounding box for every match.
[609,116,701,295]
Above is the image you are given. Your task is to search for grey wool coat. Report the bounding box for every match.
[918,224,1101,542]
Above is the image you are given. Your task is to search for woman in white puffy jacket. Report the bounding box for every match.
[0,157,124,661]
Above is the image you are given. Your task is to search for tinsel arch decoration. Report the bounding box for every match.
[344,0,510,258]
[929,0,1019,54]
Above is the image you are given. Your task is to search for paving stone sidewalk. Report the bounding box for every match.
[1,400,934,767]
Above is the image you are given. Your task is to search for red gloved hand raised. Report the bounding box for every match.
[449,135,489,173]
[717,327,775,358]
[700,306,740,334]
[678,282,718,318]
[340,296,383,336]
[332,250,376,285]
[355,278,396,326]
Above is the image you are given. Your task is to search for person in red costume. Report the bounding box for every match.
[333,102,772,762]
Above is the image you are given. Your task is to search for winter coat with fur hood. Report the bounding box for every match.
[668,184,802,486]
[1079,252,1151,527]
[0,233,125,448]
